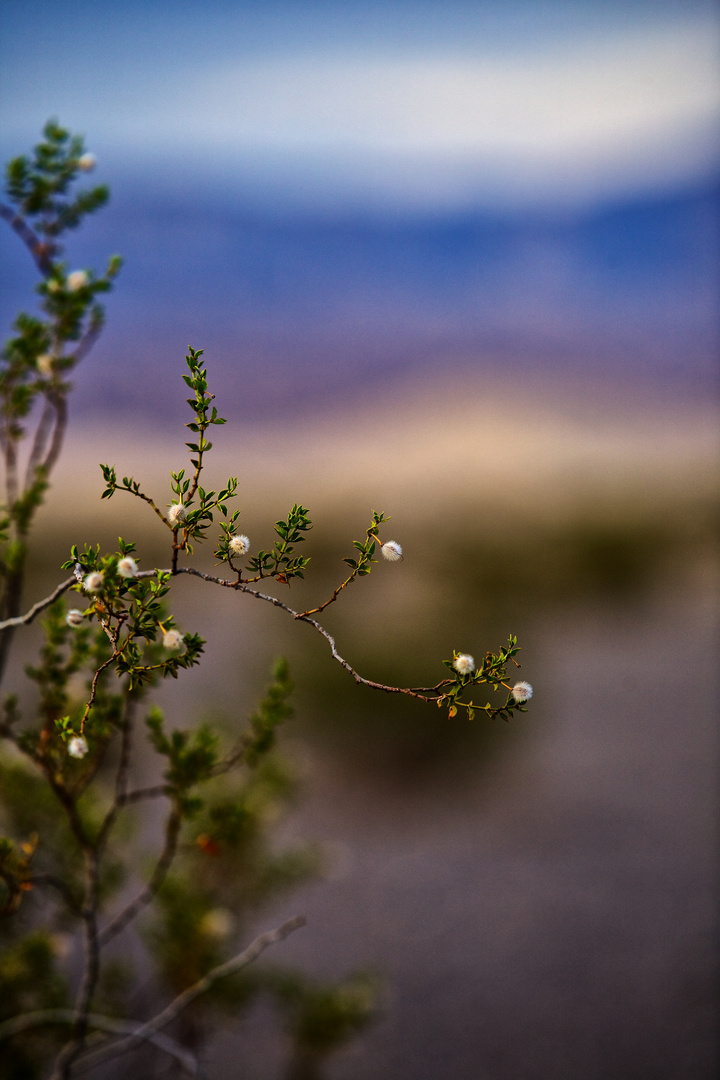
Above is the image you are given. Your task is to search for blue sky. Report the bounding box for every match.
[2,0,719,211]
[1,1,718,418]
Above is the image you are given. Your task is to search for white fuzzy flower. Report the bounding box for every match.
[66,609,85,628]
[117,556,138,578]
[163,629,183,651]
[511,681,533,703]
[228,533,250,558]
[68,736,88,759]
[381,540,403,562]
[167,503,186,528]
[453,653,475,676]
[83,571,103,593]
[199,908,234,939]
[36,354,54,376]
[67,270,89,291]
[77,152,96,172]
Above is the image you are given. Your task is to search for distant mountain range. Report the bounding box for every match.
[2,178,718,420]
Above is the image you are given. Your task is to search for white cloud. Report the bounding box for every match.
[169,24,719,156]
[4,16,718,208]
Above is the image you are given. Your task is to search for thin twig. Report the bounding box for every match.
[297,525,381,618]
[42,771,91,850]
[48,849,102,1079]
[209,731,254,776]
[24,397,55,490]
[27,872,81,915]
[75,916,306,1073]
[0,201,55,275]
[71,320,103,368]
[0,1010,201,1077]
[121,783,172,805]
[94,694,137,849]
[79,653,116,735]
[40,392,68,476]
[2,430,19,508]
[0,575,75,630]
[98,804,182,947]
[175,567,450,702]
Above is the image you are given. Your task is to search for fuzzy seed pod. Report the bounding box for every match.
[68,736,88,759]
[453,653,475,676]
[381,540,403,562]
[511,681,533,703]
[228,534,250,558]
[167,503,186,528]
[163,629,183,651]
[83,571,103,593]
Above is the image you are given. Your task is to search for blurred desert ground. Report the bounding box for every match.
[11,371,719,1079]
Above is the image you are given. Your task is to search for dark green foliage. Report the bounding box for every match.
[341,509,387,575]
[245,503,313,582]
[244,657,295,765]
[440,635,528,721]
[269,969,380,1080]
[4,119,108,239]
[1,120,121,689]
[0,932,70,1080]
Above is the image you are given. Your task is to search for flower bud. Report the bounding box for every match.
[77,152,96,172]
[66,609,85,628]
[83,571,103,593]
[381,540,403,562]
[453,653,475,676]
[163,629,183,651]
[36,354,54,376]
[117,556,138,578]
[511,681,533,703]
[228,533,250,557]
[67,270,89,291]
[68,736,88,759]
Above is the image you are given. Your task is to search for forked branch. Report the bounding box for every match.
[72,916,306,1074]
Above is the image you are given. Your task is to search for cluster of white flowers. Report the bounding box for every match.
[83,571,103,593]
[163,629,183,651]
[77,152,96,172]
[66,609,85,628]
[67,270,89,292]
[511,681,533,703]
[117,556,138,578]
[381,540,403,562]
[228,533,250,557]
[453,653,475,676]
[167,503,186,528]
[36,354,54,376]
[68,736,88,759]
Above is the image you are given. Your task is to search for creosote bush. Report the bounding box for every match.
[0,123,532,1080]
